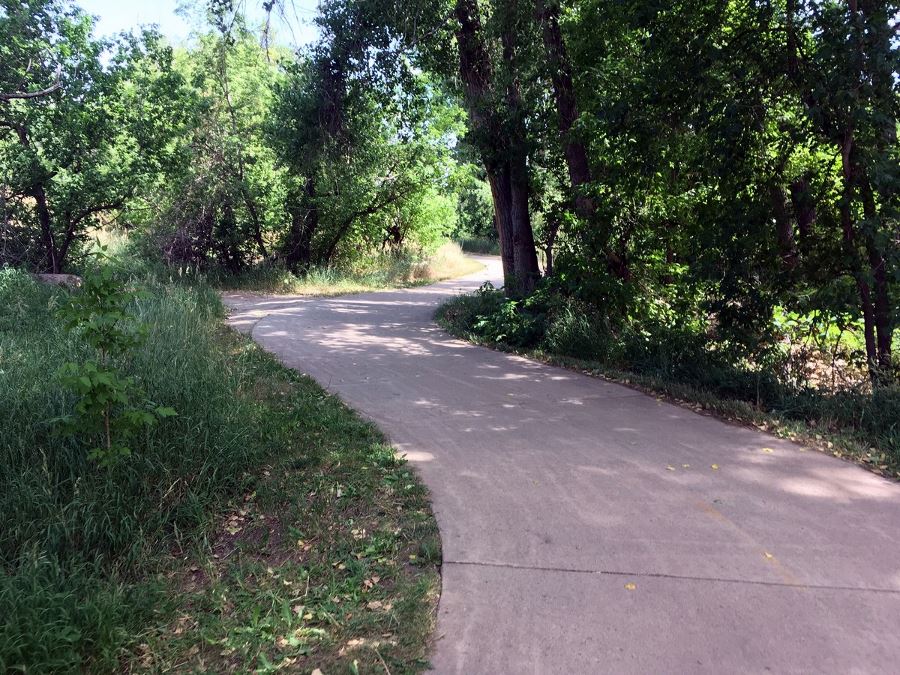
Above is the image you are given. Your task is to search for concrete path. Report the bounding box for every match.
[225,257,900,674]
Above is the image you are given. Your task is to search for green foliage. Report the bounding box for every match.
[0,266,438,671]
[454,176,496,240]
[55,252,175,466]
[470,286,547,348]
[0,0,188,272]
[58,255,148,357]
[0,271,253,667]
[558,0,897,381]
[143,25,288,271]
[268,53,465,269]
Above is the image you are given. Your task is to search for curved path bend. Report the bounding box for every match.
[225,257,900,674]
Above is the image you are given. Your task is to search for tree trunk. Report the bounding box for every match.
[860,177,893,378]
[32,183,59,273]
[535,0,630,281]
[535,0,592,217]
[455,0,540,296]
[240,182,268,259]
[486,169,516,284]
[499,2,541,294]
[509,148,540,294]
[10,123,60,272]
[789,176,816,238]
[839,132,879,378]
[769,183,797,268]
[544,214,561,277]
[283,178,318,271]
[786,0,893,383]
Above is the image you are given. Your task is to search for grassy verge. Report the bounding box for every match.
[436,290,900,479]
[219,242,483,295]
[454,237,500,256]
[0,268,439,673]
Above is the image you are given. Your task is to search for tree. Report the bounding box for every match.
[151,21,286,271]
[268,4,464,269]
[0,0,186,272]
[784,0,898,379]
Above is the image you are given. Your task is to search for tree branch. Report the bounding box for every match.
[0,65,63,102]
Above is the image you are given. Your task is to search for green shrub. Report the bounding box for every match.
[56,253,176,466]
[544,300,618,361]
[435,281,507,335]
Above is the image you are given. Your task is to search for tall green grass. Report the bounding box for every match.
[0,269,275,670]
[1,265,440,672]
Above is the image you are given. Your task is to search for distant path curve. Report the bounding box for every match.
[225,256,900,673]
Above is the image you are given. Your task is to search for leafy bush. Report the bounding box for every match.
[543,300,618,362]
[56,254,176,466]
[436,282,505,335]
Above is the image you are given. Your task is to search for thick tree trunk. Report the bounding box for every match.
[486,170,516,284]
[455,0,540,296]
[499,3,540,294]
[509,150,540,294]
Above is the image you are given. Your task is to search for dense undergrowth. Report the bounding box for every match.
[455,237,500,256]
[0,267,439,672]
[216,242,482,295]
[437,285,900,473]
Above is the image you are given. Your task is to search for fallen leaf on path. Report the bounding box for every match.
[624,582,637,590]
[761,447,775,454]
[666,465,676,471]
[711,464,719,470]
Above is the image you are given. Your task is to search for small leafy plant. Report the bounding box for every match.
[56,249,175,466]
